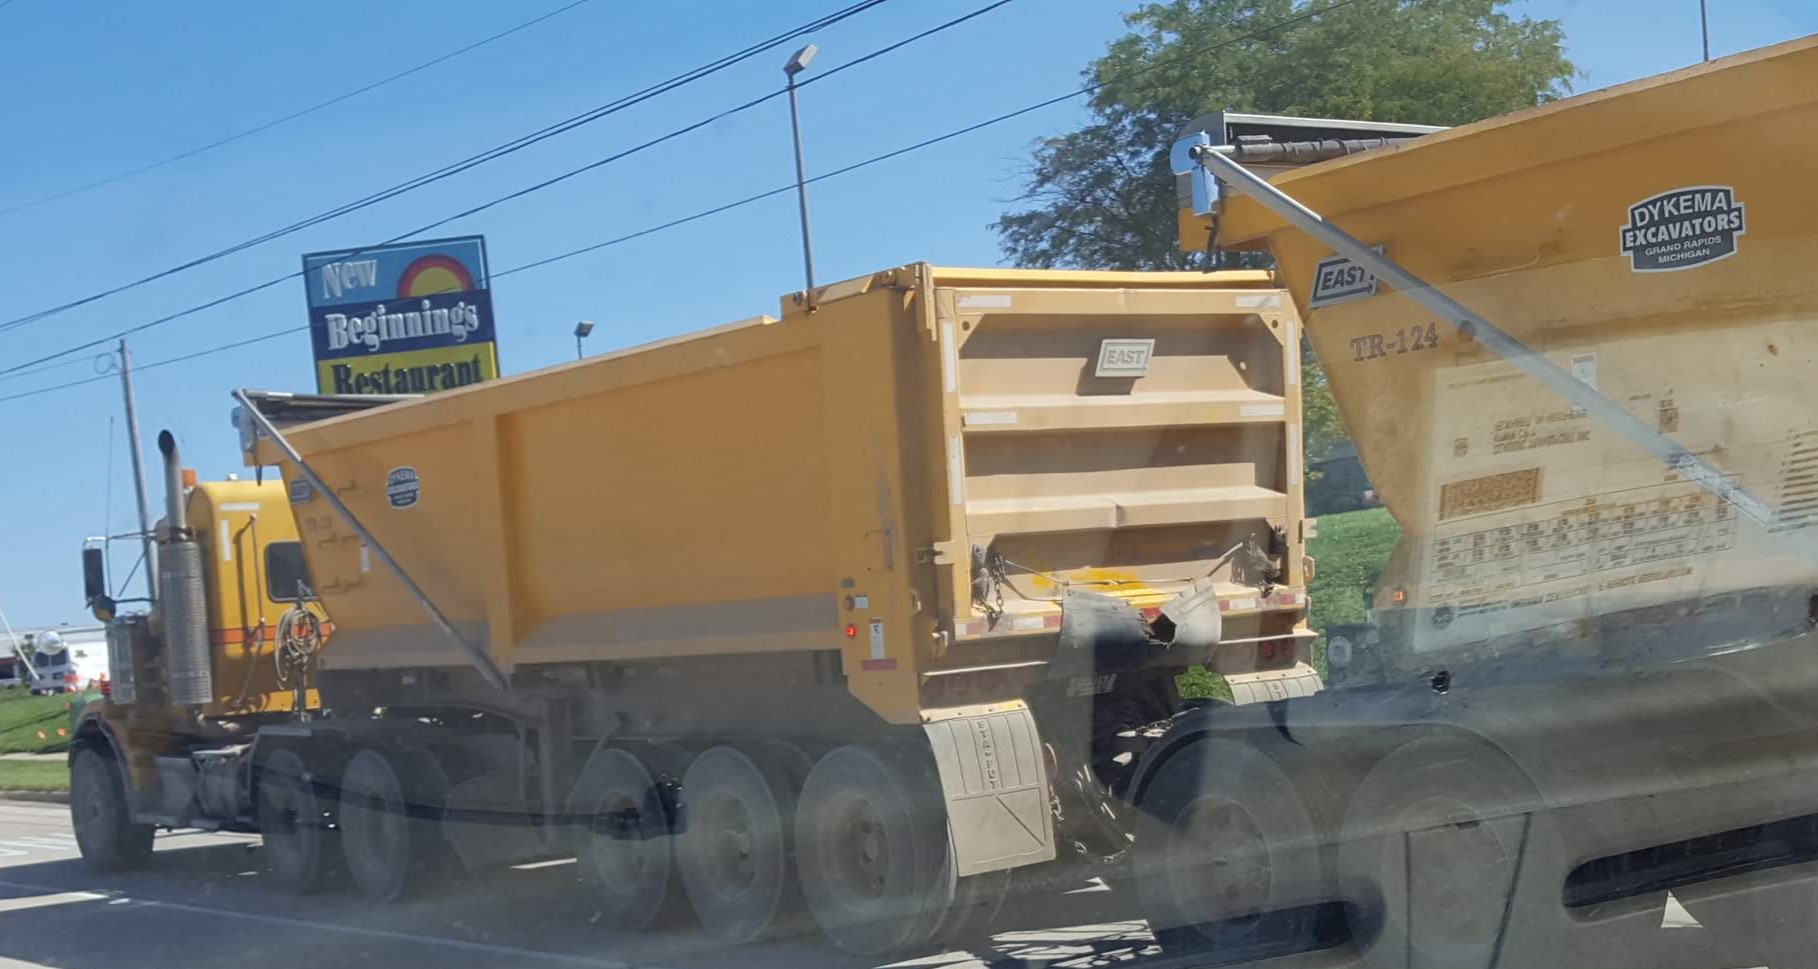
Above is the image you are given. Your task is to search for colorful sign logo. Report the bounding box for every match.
[301,236,500,395]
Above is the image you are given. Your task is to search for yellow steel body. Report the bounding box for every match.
[249,265,1311,723]
[1189,35,1818,653]
[187,480,320,716]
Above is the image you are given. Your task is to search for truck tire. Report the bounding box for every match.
[903,749,1009,951]
[678,745,804,942]
[338,747,448,902]
[70,746,154,873]
[929,861,1012,950]
[1132,737,1323,957]
[1338,735,1552,969]
[794,743,950,956]
[571,747,684,932]
[256,748,334,893]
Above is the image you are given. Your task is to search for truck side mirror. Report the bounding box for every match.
[82,548,106,605]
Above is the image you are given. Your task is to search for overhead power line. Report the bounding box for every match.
[0,0,1014,377]
[0,0,1371,405]
[0,0,897,336]
[0,0,598,218]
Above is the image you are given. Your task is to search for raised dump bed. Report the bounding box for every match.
[1195,35,1818,668]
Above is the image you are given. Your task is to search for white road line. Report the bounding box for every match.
[0,877,663,969]
[0,888,110,913]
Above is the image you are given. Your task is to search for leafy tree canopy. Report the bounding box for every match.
[994,0,1575,464]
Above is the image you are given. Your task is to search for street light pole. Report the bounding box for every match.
[574,320,594,360]
[784,44,819,298]
[1700,0,1711,61]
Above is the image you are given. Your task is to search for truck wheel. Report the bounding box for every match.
[678,745,804,941]
[1133,737,1323,956]
[571,747,684,932]
[794,744,950,956]
[256,748,334,893]
[1338,736,1552,969]
[338,747,447,902]
[929,863,1012,950]
[70,746,153,872]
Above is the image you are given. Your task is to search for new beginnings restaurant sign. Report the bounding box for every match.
[302,236,501,395]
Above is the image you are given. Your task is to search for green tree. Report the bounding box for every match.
[994,0,1575,464]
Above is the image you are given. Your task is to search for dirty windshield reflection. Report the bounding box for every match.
[7,5,1818,969]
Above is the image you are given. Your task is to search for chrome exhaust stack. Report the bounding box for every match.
[155,430,213,705]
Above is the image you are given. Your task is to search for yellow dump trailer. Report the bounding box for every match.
[70,263,1317,957]
[248,265,1316,717]
[1151,32,1818,969]
[1192,37,1818,665]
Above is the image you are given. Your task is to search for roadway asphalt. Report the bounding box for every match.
[0,800,1763,969]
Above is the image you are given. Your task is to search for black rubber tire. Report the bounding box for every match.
[794,744,950,956]
[338,747,447,903]
[571,747,684,932]
[1338,735,1553,969]
[1133,737,1323,957]
[930,864,1012,950]
[677,745,805,942]
[256,748,334,893]
[69,746,153,873]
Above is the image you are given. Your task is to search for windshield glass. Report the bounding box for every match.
[4,3,1818,969]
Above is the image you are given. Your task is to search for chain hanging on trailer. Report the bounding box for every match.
[970,544,1008,627]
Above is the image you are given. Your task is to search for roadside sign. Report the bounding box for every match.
[301,236,501,395]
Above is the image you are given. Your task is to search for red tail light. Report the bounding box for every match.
[1256,638,1297,670]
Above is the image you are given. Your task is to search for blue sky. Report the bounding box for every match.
[0,0,1812,628]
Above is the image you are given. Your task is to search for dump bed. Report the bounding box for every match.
[1202,36,1818,662]
[243,264,1312,722]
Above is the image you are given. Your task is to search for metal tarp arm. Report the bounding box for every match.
[232,388,509,692]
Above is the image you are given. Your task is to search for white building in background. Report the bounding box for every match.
[0,624,108,691]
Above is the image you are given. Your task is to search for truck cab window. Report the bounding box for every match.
[265,541,312,602]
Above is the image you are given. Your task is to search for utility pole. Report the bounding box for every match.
[1700,0,1711,61]
[118,340,157,603]
[784,44,819,297]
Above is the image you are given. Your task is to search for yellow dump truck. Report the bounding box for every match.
[1152,31,1818,969]
[67,265,1316,954]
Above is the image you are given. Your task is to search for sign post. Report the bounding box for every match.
[301,236,500,395]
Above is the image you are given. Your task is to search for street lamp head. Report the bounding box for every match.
[573,320,595,338]
[784,43,818,77]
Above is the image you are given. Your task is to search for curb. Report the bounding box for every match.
[0,791,68,805]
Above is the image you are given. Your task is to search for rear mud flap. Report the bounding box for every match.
[923,704,1055,877]
[1051,590,1150,681]
[1227,662,1325,704]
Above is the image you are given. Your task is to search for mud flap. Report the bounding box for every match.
[1050,590,1149,681]
[1227,662,1325,704]
[923,703,1055,877]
